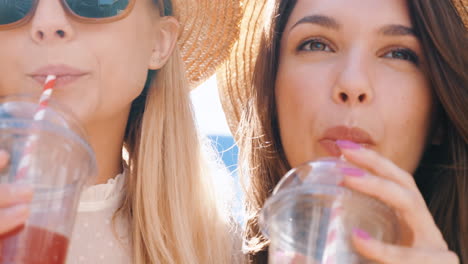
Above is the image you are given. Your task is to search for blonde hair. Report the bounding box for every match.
[121,47,237,263]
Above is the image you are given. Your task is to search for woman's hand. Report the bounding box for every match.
[0,151,33,235]
[337,140,459,264]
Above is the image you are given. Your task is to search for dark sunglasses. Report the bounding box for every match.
[0,0,141,30]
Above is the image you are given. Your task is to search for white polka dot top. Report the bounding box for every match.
[66,172,132,264]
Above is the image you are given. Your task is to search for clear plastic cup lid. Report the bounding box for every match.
[0,94,97,186]
[260,158,400,242]
[0,94,87,140]
[272,158,348,195]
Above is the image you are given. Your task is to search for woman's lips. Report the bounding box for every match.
[319,139,342,157]
[29,64,89,87]
[319,126,375,156]
[31,74,88,87]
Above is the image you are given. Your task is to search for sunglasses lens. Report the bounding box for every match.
[65,0,130,19]
[0,0,35,25]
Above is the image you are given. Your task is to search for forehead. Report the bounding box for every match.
[285,0,412,30]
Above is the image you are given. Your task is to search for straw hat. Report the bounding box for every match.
[453,0,468,28]
[170,0,242,88]
[217,0,468,134]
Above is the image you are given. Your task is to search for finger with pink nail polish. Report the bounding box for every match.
[353,228,371,240]
[341,167,366,178]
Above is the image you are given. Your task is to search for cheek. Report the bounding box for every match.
[376,71,433,173]
[82,22,155,120]
[0,32,28,95]
[275,62,331,166]
[98,41,150,98]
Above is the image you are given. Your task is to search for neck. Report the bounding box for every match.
[85,108,131,185]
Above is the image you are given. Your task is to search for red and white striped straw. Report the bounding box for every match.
[16,75,57,180]
[34,75,57,120]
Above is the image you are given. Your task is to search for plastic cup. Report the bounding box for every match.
[0,95,97,264]
[260,158,400,264]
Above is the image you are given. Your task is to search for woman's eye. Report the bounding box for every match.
[298,39,333,52]
[383,49,419,65]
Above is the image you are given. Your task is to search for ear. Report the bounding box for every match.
[148,16,180,70]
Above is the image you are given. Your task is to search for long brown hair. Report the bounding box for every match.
[239,0,468,263]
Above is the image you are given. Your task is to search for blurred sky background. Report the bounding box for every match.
[191,75,243,220]
[190,75,239,173]
[191,75,231,136]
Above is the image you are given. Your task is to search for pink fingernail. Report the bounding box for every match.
[341,167,366,177]
[336,140,361,150]
[353,228,371,240]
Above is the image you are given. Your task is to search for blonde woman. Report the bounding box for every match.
[0,0,242,263]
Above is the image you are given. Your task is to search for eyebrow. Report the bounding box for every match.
[289,15,416,38]
[290,15,341,32]
[379,25,416,37]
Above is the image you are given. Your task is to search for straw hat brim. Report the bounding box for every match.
[217,0,468,136]
[216,0,268,134]
[172,0,242,89]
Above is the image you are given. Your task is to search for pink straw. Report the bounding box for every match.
[16,75,57,180]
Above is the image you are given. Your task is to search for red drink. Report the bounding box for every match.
[0,225,69,264]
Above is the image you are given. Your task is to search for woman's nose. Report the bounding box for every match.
[332,51,374,106]
[30,0,75,44]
